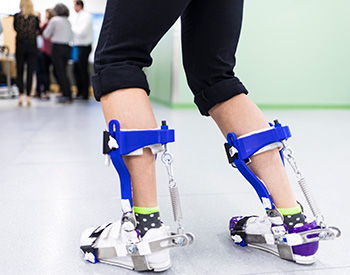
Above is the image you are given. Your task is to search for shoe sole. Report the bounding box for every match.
[99,257,172,272]
[236,241,316,265]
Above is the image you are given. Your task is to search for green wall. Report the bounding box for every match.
[148,0,350,109]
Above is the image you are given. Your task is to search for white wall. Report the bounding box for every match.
[148,0,350,108]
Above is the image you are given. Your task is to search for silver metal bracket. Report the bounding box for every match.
[95,231,195,271]
[233,226,340,247]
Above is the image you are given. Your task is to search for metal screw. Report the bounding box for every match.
[278,237,285,244]
[318,231,328,240]
[127,244,138,255]
[173,237,185,246]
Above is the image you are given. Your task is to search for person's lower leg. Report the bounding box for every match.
[101,88,160,235]
[209,94,298,209]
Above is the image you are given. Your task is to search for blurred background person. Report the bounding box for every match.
[36,8,54,100]
[34,11,43,99]
[43,3,73,104]
[72,0,93,100]
[14,0,40,106]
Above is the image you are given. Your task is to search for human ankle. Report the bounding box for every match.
[278,204,306,229]
[134,206,162,237]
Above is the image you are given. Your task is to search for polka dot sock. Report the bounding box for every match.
[283,212,306,230]
[134,206,162,237]
[278,204,306,230]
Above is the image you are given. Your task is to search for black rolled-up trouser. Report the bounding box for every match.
[15,43,37,95]
[74,45,92,99]
[51,43,72,98]
[92,0,248,116]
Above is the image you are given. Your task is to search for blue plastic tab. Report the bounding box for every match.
[107,120,175,211]
[227,123,292,210]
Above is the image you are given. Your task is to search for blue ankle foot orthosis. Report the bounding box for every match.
[103,120,175,214]
[80,120,193,271]
[225,119,340,255]
[224,120,291,211]
[102,119,194,238]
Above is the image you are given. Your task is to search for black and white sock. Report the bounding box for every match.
[135,212,162,237]
[283,212,306,230]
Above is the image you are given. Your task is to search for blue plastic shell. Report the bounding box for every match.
[107,120,175,210]
[227,123,291,210]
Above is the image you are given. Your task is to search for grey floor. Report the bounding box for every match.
[0,96,349,275]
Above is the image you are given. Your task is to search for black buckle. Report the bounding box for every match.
[80,244,95,254]
[224,143,250,167]
[224,143,236,164]
[103,130,113,155]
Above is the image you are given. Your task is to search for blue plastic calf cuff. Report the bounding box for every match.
[226,122,292,210]
[107,120,175,211]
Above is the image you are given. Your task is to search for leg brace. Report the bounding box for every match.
[103,120,175,213]
[82,120,194,271]
[225,120,340,262]
[224,120,291,211]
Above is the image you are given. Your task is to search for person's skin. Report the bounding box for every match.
[73,1,82,13]
[209,94,298,208]
[101,88,159,208]
[101,88,298,209]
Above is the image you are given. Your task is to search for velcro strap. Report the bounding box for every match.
[233,216,257,230]
[90,223,112,238]
[231,216,258,240]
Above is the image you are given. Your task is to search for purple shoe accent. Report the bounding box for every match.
[229,216,248,246]
[229,216,243,232]
[289,221,319,257]
[136,229,141,239]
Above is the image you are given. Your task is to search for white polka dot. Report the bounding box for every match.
[136,221,140,224]
[144,227,149,231]
[143,218,147,222]
[135,213,139,216]
[296,217,300,221]
[289,222,293,226]
[150,214,154,218]
[157,217,161,220]
[287,215,292,218]
[151,223,155,227]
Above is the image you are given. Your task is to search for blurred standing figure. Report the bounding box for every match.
[72,0,93,100]
[43,3,73,104]
[37,9,54,100]
[14,0,40,106]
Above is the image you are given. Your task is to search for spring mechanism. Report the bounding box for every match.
[297,177,323,223]
[169,183,184,223]
[282,141,325,226]
[162,144,184,233]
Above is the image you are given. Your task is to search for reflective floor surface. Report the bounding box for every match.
[0,97,349,275]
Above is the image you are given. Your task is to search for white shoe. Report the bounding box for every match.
[80,220,171,272]
[230,214,320,264]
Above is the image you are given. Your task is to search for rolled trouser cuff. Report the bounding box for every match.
[92,64,150,101]
[194,78,248,116]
